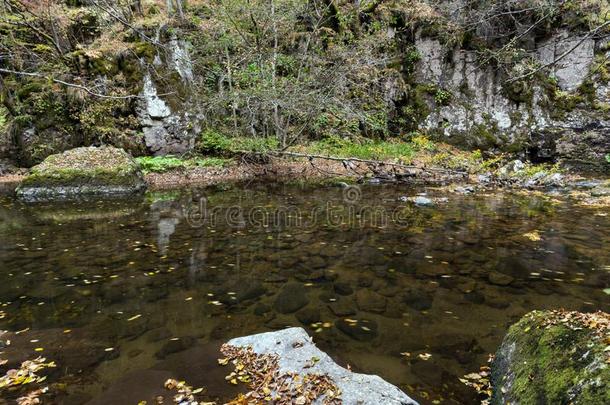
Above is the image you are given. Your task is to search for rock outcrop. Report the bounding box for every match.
[415,27,609,171]
[226,327,418,405]
[491,310,610,404]
[16,146,146,201]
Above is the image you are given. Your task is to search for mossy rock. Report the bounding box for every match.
[16,146,146,201]
[491,310,610,404]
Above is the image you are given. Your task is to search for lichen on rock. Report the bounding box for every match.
[16,146,146,201]
[491,309,610,404]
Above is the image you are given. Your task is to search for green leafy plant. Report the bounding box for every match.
[200,130,279,154]
[434,89,452,105]
[136,156,230,174]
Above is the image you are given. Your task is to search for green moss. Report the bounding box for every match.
[135,155,231,174]
[300,137,415,161]
[89,55,119,76]
[199,130,279,155]
[133,41,157,60]
[502,79,534,104]
[20,147,143,187]
[22,167,140,187]
[493,310,610,404]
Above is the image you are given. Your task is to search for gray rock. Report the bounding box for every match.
[142,74,171,118]
[274,283,309,314]
[454,186,475,194]
[537,31,595,91]
[477,173,492,184]
[499,160,525,176]
[574,180,602,189]
[413,196,434,206]
[16,146,146,201]
[590,186,610,197]
[227,327,417,404]
[544,173,564,186]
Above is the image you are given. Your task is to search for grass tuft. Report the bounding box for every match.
[136,156,231,174]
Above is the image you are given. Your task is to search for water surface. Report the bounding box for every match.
[0,183,608,404]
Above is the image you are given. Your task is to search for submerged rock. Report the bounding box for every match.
[335,318,378,341]
[16,146,145,201]
[491,310,610,404]
[355,289,387,313]
[273,283,309,314]
[488,271,514,286]
[226,327,417,404]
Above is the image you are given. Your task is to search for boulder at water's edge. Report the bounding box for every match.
[16,146,146,201]
[227,327,418,404]
[491,310,609,404]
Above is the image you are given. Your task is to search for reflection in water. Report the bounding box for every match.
[0,184,608,404]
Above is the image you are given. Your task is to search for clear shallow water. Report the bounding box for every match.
[0,183,608,404]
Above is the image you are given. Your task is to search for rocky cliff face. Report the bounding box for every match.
[1,0,608,172]
[136,36,201,156]
[415,29,609,171]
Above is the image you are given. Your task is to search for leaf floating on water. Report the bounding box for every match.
[16,386,48,405]
[127,314,142,322]
[603,288,610,295]
[523,231,542,241]
[0,357,56,389]
[418,353,432,361]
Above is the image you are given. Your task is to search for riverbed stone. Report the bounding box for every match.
[491,310,610,404]
[155,336,196,359]
[274,283,309,314]
[402,288,434,311]
[488,271,514,286]
[16,146,146,201]
[235,281,267,302]
[335,318,379,341]
[295,307,321,326]
[226,327,417,404]
[355,289,387,313]
[333,281,354,296]
[328,299,357,317]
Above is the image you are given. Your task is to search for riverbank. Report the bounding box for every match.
[2,153,608,202]
[1,138,609,208]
